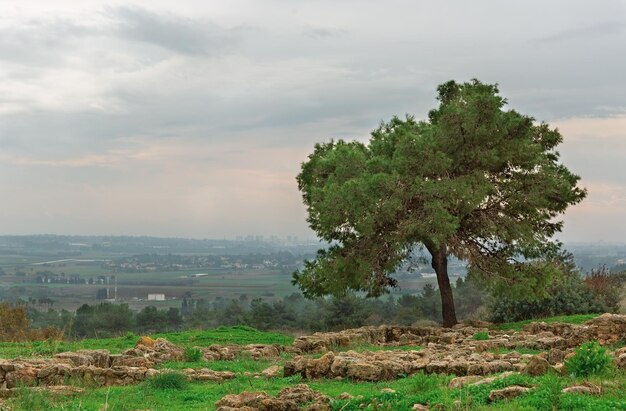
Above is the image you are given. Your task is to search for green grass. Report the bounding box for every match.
[472,331,490,341]
[493,313,600,331]
[8,368,626,410]
[0,326,293,359]
[146,372,189,390]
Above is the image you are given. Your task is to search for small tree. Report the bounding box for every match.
[294,79,586,326]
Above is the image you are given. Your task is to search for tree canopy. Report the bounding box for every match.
[294,79,586,326]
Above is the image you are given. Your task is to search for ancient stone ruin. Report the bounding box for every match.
[0,313,625,407]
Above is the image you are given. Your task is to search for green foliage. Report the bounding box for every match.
[295,79,586,324]
[584,266,623,313]
[183,347,203,362]
[72,302,135,338]
[565,341,613,377]
[472,331,489,341]
[147,372,189,390]
[489,252,605,323]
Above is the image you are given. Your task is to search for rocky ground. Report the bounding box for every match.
[1,313,626,410]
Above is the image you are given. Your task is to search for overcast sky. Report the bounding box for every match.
[1,1,625,242]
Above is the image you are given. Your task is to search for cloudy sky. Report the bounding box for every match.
[1,0,625,242]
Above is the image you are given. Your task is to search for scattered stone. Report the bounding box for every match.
[469,371,517,387]
[185,368,235,382]
[547,348,565,364]
[522,356,550,376]
[215,391,271,409]
[562,382,601,395]
[448,375,482,388]
[380,388,396,393]
[261,365,281,379]
[489,385,531,402]
[412,404,429,410]
[215,384,328,411]
[337,392,353,400]
[276,384,329,404]
[135,336,156,348]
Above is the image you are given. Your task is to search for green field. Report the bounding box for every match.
[0,253,302,311]
[0,252,446,313]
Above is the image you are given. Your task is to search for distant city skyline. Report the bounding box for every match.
[1,1,625,242]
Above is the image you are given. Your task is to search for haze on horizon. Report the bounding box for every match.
[1,0,625,242]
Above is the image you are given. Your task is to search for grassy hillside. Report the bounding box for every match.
[2,318,626,410]
[0,325,292,358]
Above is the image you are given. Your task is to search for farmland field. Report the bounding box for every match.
[0,236,452,313]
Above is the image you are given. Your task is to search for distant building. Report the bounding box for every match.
[148,293,165,301]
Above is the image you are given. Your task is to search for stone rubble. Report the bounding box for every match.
[214,383,329,411]
[488,385,532,402]
[562,382,602,395]
[1,313,626,395]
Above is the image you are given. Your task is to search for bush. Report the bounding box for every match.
[489,252,606,323]
[183,347,202,362]
[584,266,622,313]
[147,372,189,390]
[565,341,613,377]
[472,331,489,341]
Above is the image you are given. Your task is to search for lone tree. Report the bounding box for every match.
[294,79,586,327]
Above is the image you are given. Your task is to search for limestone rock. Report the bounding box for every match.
[448,375,482,388]
[215,391,271,409]
[562,382,601,395]
[261,365,281,379]
[489,385,531,402]
[523,356,550,376]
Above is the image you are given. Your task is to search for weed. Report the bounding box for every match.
[565,341,613,377]
[11,386,52,410]
[147,372,189,390]
[472,331,489,341]
[183,347,203,362]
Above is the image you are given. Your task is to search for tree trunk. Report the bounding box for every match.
[426,242,458,327]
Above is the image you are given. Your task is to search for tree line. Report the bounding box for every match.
[1,260,619,341]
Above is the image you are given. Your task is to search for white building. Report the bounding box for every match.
[147,293,165,301]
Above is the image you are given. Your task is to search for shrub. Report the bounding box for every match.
[584,266,622,313]
[489,252,606,323]
[565,341,613,377]
[147,372,189,390]
[472,331,489,341]
[183,347,202,362]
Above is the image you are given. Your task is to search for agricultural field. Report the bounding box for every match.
[0,244,450,313]
[0,254,297,311]
[1,314,626,410]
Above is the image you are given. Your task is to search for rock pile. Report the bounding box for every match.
[199,343,294,361]
[2,313,626,392]
[521,313,626,346]
[215,383,329,411]
[292,314,626,355]
[0,337,235,389]
[283,349,525,381]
